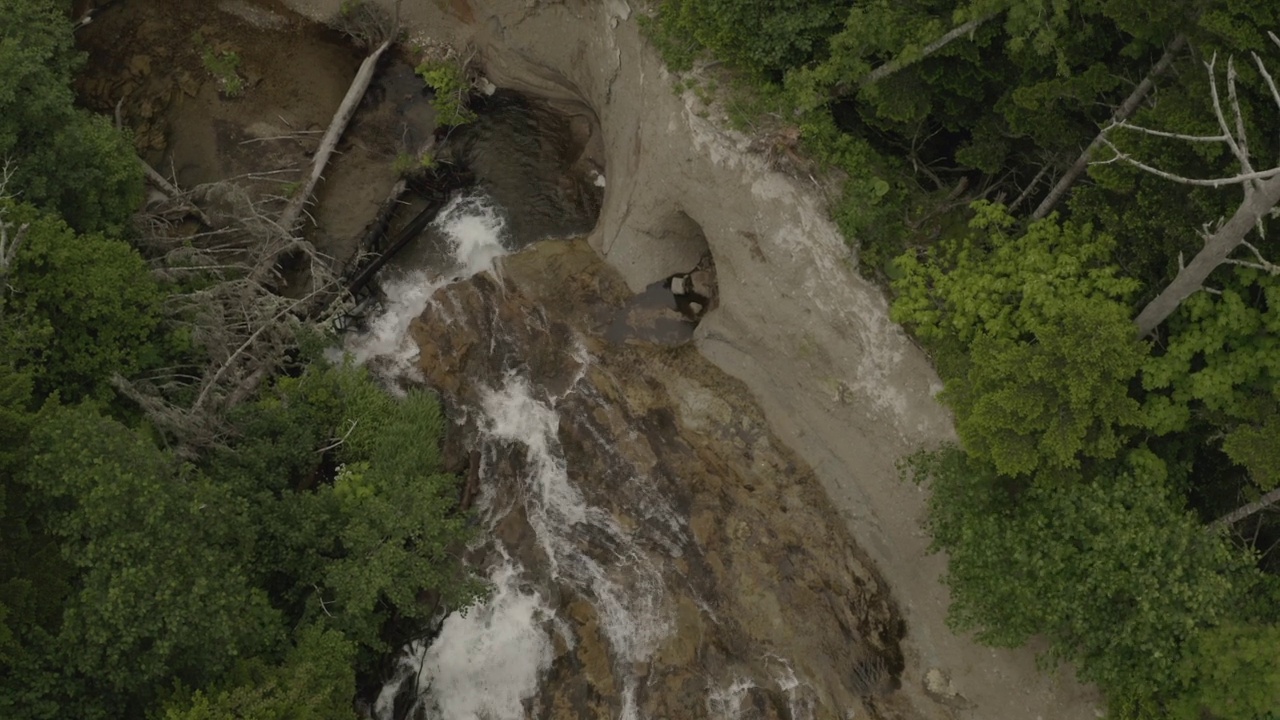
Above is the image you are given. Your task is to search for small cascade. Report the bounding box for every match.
[476,374,674,720]
[373,556,554,720]
[343,191,509,378]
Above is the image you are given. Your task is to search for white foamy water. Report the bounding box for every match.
[355,194,673,720]
[768,655,817,720]
[478,374,670,720]
[344,192,509,375]
[374,558,554,720]
[707,677,756,719]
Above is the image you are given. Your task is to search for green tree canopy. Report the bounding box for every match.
[21,404,280,711]
[892,202,1148,475]
[216,363,480,656]
[0,0,141,233]
[161,626,360,720]
[914,447,1255,705]
[0,200,166,401]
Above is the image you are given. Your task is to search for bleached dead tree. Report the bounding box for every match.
[1212,485,1280,530]
[276,38,393,237]
[1095,33,1280,337]
[118,180,347,454]
[115,30,396,453]
[1032,33,1188,220]
[0,160,29,302]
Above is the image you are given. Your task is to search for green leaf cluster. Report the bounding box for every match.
[223,362,480,654]
[1142,271,1280,491]
[1,200,167,401]
[891,202,1278,715]
[1172,623,1280,720]
[0,0,142,233]
[1,362,479,719]
[161,626,359,720]
[916,447,1253,702]
[892,202,1147,474]
[20,405,280,706]
[416,59,476,127]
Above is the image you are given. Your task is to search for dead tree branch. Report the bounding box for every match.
[1093,40,1280,337]
[277,38,393,236]
[1032,34,1187,219]
[1211,485,1280,530]
[861,12,999,88]
[139,159,214,227]
[0,160,30,300]
[122,178,350,456]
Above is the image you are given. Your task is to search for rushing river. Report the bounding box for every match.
[74,0,907,715]
[339,187,901,720]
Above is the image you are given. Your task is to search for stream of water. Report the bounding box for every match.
[368,219,678,720]
[347,187,679,720]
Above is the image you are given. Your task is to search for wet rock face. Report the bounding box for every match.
[411,239,905,720]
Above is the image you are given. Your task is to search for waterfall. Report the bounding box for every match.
[344,192,510,378]
[349,187,836,720]
[353,193,672,720]
[372,556,553,720]
[477,374,671,720]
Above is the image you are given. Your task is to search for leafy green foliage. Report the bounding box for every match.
[892,202,1148,474]
[210,362,480,658]
[891,203,1275,711]
[0,0,141,233]
[0,200,166,401]
[1173,623,1280,720]
[914,447,1253,704]
[944,299,1147,475]
[2,364,478,719]
[21,405,280,708]
[161,626,359,720]
[416,60,476,126]
[891,202,1141,345]
[650,0,844,76]
[193,33,245,97]
[1143,271,1280,487]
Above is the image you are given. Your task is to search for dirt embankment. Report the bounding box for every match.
[276,0,1099,717]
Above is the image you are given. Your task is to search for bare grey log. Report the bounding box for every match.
[1211,485,1280,530]
[1032,34,1187,220]
[139,158,214,227]
[1133,172,1280,336]
[860,13,998,87]
[277,39,393,235]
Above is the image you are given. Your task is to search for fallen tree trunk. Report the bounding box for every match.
[139,158,214,226]
[343,164,474,299]
[1032,34,1187,220]
[861,13,998,87]
[1133,172,1280,337]
[1211,485,1280,530]
[344,193,449,298]
[356,178,408,259]
[277,38,393,235]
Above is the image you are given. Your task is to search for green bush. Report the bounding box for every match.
[416,59,476,126]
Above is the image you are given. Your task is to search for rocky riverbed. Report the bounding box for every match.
[405,238,907,719]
